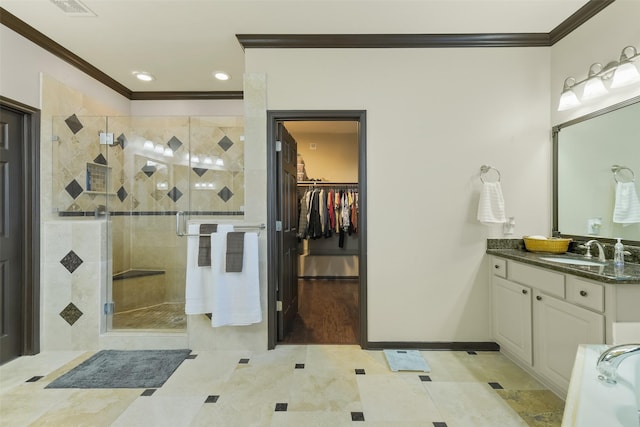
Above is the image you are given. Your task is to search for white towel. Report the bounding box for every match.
[477,182,506,224]
[184,223,234,314]
[211,231,261,327]
[613,182,640,224]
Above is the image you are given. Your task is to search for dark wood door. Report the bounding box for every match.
[0,106,24,364]
[277,123,299,340]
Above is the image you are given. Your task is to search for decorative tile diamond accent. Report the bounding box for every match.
[167,187,183,202]
[238,358,250,364]
[351,412,365,421]
[60,302,83,325]
[274,403,288,412]
[117,186,128,202]
[141,164,156,177]
[167,136,183,151]
[489,382,504,390]
[433,422,448,427]
[26,376,44,382]
[60,250,83,273]
[295,363,305,369]
[355,368,366,375]
[186,354,198,360]
[65,179,84,199]
[141,389,156,396]
[93,153,107,165]
[419,375,432,382]
[116,133,127,149]
[192,167,208,177]
[217,186,233,202]
[217,136,234,151]
[64,114,83,134]
[467,351,478,355]
[205,395,219,403]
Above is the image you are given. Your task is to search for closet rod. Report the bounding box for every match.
[297,181,358,186]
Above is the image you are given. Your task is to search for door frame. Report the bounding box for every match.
[0,96,41,356]
[266,110,367,349]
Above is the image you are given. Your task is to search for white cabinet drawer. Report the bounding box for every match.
[508,261,565,298]
[491,257,507,278]
[566,276,604,313]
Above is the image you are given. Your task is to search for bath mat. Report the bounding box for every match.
[46,349,191,389]
[383,350,431,372]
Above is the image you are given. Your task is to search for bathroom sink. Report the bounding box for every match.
[539,257,605,266]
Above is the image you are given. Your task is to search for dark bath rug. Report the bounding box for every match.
[46,349,191,389]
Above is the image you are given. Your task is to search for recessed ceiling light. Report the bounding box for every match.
[213,71,231,81]
[133,71,155,82]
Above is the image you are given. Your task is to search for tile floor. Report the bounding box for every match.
[112,303,186,330]
[0,345,564,426]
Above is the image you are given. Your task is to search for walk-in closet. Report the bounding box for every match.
[280,120,360,344]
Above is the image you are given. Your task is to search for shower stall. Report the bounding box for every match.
[52,114,245,331]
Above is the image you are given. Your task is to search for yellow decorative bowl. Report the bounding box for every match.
[523,236,572,254]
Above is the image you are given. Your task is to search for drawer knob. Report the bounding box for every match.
[522,289,528,295]
[536,295,542,301]
[580,290,588,297]
[494,265,500,269]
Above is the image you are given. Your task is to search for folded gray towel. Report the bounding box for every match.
[226,232,245,272]
[198,224,218,267]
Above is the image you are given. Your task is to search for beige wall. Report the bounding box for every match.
[296,132,358,182]
[245,46,552,342]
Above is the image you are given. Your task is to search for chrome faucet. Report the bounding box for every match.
[583,239,606,262]
[596,343,640,384]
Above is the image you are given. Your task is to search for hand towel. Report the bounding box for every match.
[226,232,245,272]
[613,181,640,224]
[198,224,218,266]
[185,223,233,314]
[211,231,261,327]
[477,182,506,224]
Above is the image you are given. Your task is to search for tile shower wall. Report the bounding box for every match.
[52,115,245,215]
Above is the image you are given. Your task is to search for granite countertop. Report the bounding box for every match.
[486,248,640,284]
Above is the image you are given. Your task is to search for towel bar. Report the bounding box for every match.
[175,211,265,237]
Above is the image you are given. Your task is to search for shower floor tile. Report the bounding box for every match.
[112,303,186,330]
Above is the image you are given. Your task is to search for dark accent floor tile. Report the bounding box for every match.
[239,358,250,364]
[117,186,128,202]
[65,179,83,200]
[167,186,183,202]
[60,250,83,273]
[218,135,234,151]
[141,389,156,396]
[489,382,504,390]
[26,376,43,382]
[93,153,107,165]
[64,114,83,134]
[186,354,197,359]
[275,403,288,412]
[351,412,365,421]
[433,422,448,427]
[167,136,183,151]
[205,395,219,403]
[218,186,234,202]
[59,302,83,326]
[295,363,305,369]
[419,375,432,382]
[192,167,208,177]
[355,368,365,375]
[467,351,478,355]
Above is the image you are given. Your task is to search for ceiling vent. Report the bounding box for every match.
[50,0,96,17]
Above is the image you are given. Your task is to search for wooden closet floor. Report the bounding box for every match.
[280,278,359,344]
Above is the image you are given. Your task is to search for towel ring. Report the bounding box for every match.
[480,165,501,183]
[612,165,635,183]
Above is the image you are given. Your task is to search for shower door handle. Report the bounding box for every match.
[176,211,187,236]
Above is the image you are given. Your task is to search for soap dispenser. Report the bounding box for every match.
[614,238,625,267]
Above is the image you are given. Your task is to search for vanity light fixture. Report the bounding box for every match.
[133,71,155,82]
[582,63,608,101]
[557,45,640,111]
[611,46,640,88]
[558,78,581,111]
[213,71,230,81]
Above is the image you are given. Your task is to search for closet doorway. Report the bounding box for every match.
[266,111,367,349]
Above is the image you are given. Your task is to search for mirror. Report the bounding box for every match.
[554,96,640,244]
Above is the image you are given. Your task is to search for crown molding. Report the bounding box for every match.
[549,0,616,45]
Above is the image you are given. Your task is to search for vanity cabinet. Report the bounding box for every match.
[491,257,605,396]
